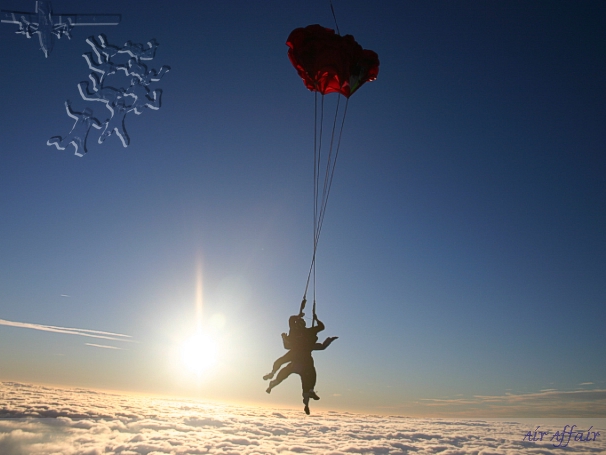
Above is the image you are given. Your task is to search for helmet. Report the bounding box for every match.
[289,315,306,329]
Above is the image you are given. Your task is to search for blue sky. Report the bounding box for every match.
[0,0,604,417]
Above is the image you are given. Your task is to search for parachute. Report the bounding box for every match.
[287,24,379,319]
[287,24,379,98]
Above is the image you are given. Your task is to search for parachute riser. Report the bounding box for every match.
[297,297,318,328]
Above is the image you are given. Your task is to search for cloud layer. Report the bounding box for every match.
[1,382,604,455]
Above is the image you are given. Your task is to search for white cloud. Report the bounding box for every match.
[0,382,605,455]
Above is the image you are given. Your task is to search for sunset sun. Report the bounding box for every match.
[179,330,218,376]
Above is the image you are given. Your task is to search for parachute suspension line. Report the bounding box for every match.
[313,94,325,310]
[303,92,325,315]
[316,97,349,241]
[312,95,326,324]
[302,95,349,325]
[318,95,341,235]
[313,96,349,265]
[330,0,341,35]
[315,94,319,231]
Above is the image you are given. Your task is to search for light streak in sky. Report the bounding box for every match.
[85,343,123,349]
[0,318,134,343]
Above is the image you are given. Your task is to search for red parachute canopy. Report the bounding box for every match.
[287,24,379,98]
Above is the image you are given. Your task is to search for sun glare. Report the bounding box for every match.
[180,330,218,376]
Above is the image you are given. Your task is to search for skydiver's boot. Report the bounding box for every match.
[266,379,277,394]
[303,393,310,415]
[263,372,274,380]
[308,390,320,400]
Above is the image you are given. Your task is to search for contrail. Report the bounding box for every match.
[0,318,134,343]
[85,343,122,350]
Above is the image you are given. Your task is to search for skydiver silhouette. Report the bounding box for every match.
[264,310,337,415]
[47,101,101,157]
[264,315,337,380]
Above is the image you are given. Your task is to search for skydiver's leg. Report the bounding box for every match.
[47,136,67,150]
[58,134,78,151]
[69,137,84,157]
[146,90,162,110]
[300,365,317,415]
[264,351,293,380]
[113,113,130,147]
[98,121,111,144]
[300,358,319,405]
[99,118,123,145]
[302,392,310,415]
[266,363,294,394]
[301,365,317,396]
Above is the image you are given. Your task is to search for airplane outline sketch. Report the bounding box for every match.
[1,1,120,58]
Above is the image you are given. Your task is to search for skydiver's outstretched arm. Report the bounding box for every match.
[313,336,338,351]
[309,316,337,350]
[98,34,121,58]
[312,315,325,333]
[65,100,78,120]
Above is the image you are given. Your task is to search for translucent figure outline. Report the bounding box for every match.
[47,101,101,157]
[81,51,122,85]
[86,34,120,60]
[124,78,162,114]
[49,34,168,153]
[78,74,125,112]
[119,38,159,60]
[98,98,129,147]
[119,57,170,85]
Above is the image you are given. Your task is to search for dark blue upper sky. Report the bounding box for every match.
[0,0,604,416]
